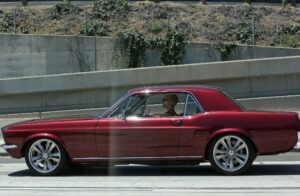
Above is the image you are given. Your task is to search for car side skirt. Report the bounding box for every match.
[72,156,203,162]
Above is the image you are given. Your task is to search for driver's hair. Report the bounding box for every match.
[163,94,179,105]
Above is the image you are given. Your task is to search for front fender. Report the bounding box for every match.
[21,133,66,156]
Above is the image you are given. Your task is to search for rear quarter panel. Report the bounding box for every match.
[197,111,299,156]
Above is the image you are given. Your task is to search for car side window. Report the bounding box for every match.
[143,93,185,117]
[108,93,193,118]
[184,94,201,116]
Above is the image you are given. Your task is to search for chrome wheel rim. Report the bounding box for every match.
[28,139,61,174]
[213,135,249,172]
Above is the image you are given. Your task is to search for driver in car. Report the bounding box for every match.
[162,94,179,116]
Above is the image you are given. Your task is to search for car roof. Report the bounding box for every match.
[128,85,222,94]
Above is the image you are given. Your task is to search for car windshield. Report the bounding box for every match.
[95,93,129,117]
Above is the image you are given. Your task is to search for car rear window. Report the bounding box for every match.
[221,91,245,111]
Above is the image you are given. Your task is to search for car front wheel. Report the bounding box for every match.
[25,138,66,176]
[208,134,256,175]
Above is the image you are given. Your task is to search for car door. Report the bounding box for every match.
[95,93,186,158]
[178,94,209,157]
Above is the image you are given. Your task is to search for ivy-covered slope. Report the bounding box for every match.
[1,0,300,48]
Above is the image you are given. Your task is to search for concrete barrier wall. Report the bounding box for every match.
[1,34,300,79]
[240,95,300,111]
[0,55,299,114]
[1,96,300,119]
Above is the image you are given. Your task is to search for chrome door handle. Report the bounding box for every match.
[170,119,182,126]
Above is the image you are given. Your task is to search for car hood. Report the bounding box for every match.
[1,115,98,131]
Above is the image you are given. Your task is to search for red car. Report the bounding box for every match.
[1,85,299,176]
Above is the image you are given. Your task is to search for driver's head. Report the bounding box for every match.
[162,94,178,110]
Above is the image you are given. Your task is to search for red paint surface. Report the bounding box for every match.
[2,85,299,163]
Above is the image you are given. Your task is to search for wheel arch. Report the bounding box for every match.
[204,129,258,160]
[21,133,70,161]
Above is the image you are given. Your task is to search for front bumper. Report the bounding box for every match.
[0,144,22,158]
[0,144,18,150]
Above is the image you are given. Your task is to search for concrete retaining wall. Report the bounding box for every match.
[181,43,300,65]
[0,34,95,78]
[0,55,300,114]
[1,34,300,79]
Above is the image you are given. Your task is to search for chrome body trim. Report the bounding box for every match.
[183,94,189,116]
[184,94,202,116]
[0,144,18,150]
[73,156,202,161]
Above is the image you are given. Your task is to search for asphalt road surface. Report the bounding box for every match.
[0,153,300,196]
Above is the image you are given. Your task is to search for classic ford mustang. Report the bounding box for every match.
[1,85,299,176]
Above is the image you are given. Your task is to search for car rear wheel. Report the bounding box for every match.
[208,134,256,175]
[25,138,66,176]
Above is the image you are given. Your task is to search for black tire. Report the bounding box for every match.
[208,134,256,175]
[25,138,66,176]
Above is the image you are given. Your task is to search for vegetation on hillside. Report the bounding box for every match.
[0,0,300,49]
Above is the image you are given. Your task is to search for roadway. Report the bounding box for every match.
[0,153,300,196]
[0,113,300,195]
